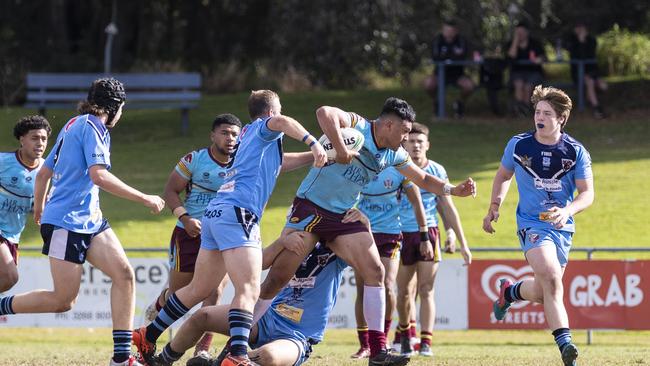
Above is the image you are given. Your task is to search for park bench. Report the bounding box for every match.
[25,73,201,134]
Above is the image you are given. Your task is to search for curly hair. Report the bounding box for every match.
[380,97,416,122]
[13,115,52,140]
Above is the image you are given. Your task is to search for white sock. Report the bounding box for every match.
[252,298,274,324]
[363,285,386,332]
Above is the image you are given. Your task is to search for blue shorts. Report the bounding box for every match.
[41,219,111,264]
[517,228,573,266]
[253,309,314,366]
[200,204,261,251]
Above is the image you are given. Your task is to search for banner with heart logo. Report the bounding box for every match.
[469,260,650,330]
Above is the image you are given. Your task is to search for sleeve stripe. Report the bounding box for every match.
[176,161,191,178]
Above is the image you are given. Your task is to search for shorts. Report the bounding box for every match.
[517,227,573,266]
[434,66,466,85]
[373,233,401,259]
[40,219,111,264]
[570,64,600,85]
[0,235,19,265]
[400,227,441,266]
[200,204,261,251]
[510,70,544,86]
[169,225,200,272]
[284,197,368,243]
[253,309,314,366]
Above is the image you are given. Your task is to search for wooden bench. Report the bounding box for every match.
[25,73,201,134]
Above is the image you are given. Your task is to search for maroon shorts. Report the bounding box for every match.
[400,227,441,266]
[285,197,369,243]
[169,226,201,273]
[0,235,18,265]
[373,233,402,259]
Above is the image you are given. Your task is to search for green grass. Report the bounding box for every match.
[0,328,648,365]
[1,85,649,260]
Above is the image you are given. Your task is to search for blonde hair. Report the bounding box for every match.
[531,85,573,128]
[248,90,279,119]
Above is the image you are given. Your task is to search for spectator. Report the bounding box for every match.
[565,21,607,119]
[424,19,475,118]
[506,20,546,116]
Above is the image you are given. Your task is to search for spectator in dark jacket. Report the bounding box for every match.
[506,20,546,115]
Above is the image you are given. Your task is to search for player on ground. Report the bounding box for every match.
[484,85,594,366]
[394,122,472,357]
[351,167,429,359]
[148,208,370,366]
[0,78,166,366]
[254,97,476,366]
[133,90,327,366]
[144,114,242,363]
[0,115,51,292]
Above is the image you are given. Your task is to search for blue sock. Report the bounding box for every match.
[228,309,253,357]
[112,330,132,363]
[161,343,184,363]
[0,296,15,315]
[146,293,190,343]
[504,281,524,303]
[552,328,572,352]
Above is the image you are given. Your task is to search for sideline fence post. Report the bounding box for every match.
[577,61,585,112]
[586,249,593,345]
[437,63,446,119]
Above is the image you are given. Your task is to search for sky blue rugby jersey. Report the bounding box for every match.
[358,167,408,235]
[400,160,447,232]
[41,114,111,233]
[501,131,592,233]
[0,152,43,243]
[296,113,413,214]
[173,148,228,228]
[213,117,283,218]
[269,243,347,343]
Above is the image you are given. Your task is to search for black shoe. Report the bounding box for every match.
[209,344,229,366]
[149,354,175,366]
[561,343,579,366]
[399,333,413,356]
[186,350,212,366]
[593,105,606,119]
[368,349,410,366]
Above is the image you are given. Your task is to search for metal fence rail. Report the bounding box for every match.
[434,59,597,118]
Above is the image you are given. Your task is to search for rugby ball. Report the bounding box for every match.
[318,127,365,160]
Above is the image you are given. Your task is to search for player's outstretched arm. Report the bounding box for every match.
[482,164,514,234]
[267,115,327,168]
[281,152,314,172]
[399,163,476,198]
[89,165,165,214]
[315,106,358,164]
[33,165,53,225]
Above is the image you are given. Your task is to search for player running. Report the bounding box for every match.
[0,115,51,292]
[133,90,327,366]
[484,85,594,366]
[0,78,166,366]
[255,97,476,366]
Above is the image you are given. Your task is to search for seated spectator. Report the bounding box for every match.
[565,21,607,119]
[424,19,475,118]
[505,20,546,116]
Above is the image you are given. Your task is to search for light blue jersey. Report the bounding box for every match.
[173,148,227,228]
[268,243,347,343]
[501,132,592,233]
[358,167,408,234]
[211,117,283,218]
[400,160,447,232]
[41,114,111,233]
[297,113,412,214]
[0,152,43,243]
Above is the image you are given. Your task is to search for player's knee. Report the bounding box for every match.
[418,281,434,296]
[254,348,284,366]
[186,308,210,333]
[539,273,563,295]
[53,297,77,313]
[0,269,18,292]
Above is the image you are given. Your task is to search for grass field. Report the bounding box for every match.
[1,84,649,258]
[0,328,648,365]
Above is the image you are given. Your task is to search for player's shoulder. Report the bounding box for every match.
[561,132,587,149]
[427,159,446,172]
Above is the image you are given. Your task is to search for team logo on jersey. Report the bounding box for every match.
[542,157,551,168]
[528,233,540,244]
[561,159,573,171]
[317,254,330,267]
[520,155,532,168]
[290,216,300,223]
[26,176,32,182]
[11,177,18,183]
[218,172,226,177]
[183,153,193,163]
[383,179,393,189]
[203,172,210,178]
